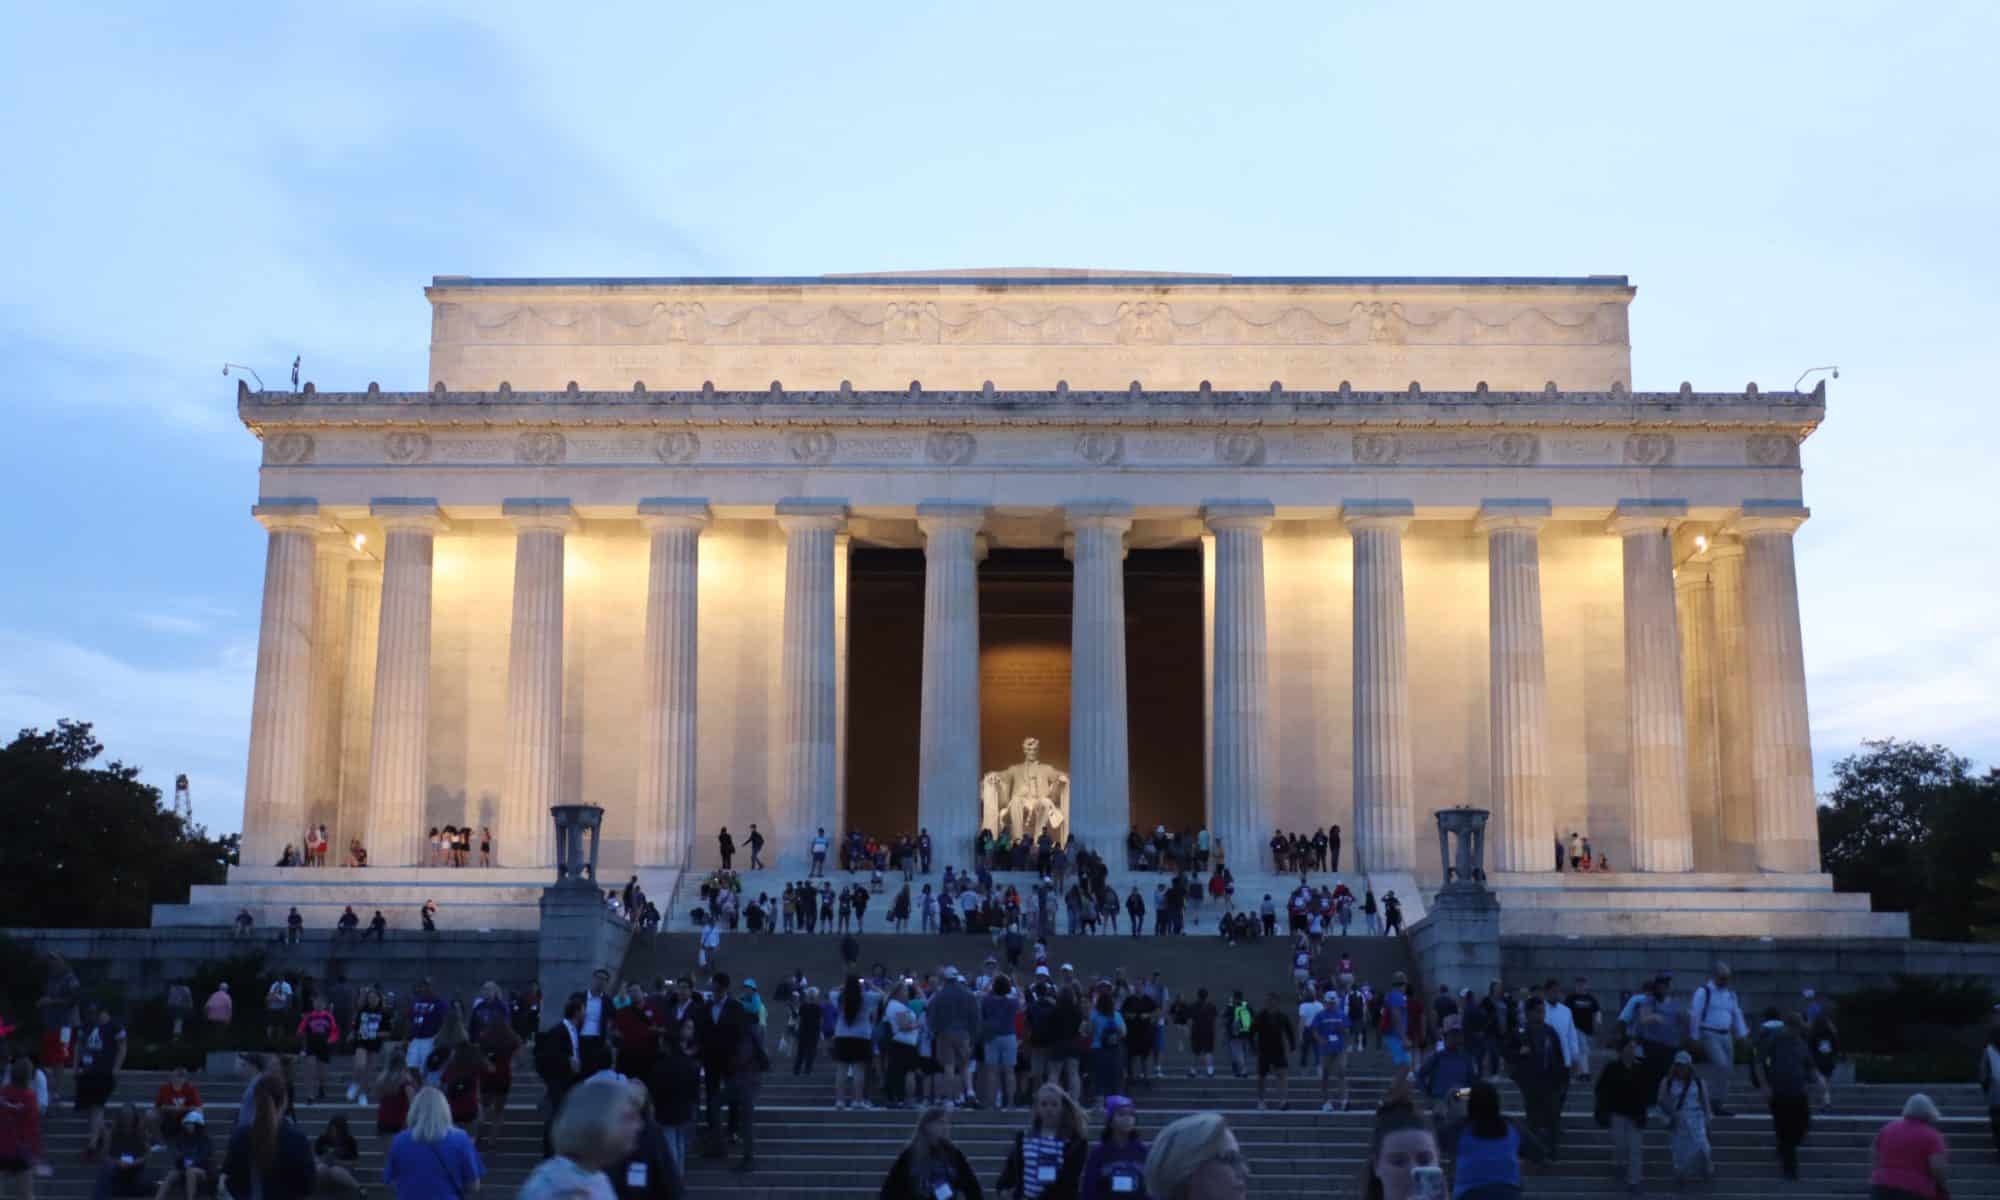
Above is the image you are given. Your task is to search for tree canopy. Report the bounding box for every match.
[1818,738,2000,941]
[0,720,236,929]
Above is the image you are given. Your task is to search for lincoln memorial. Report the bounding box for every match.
[182,270,1901,937]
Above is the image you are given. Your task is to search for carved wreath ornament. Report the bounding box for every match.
[653,431,701,464]
[263,433,314,465]
[1623,433,1674,466]
[1075,431,1124,466]
[515,432,567,465]
[1746,434,1798,466]
[788,430,836,464]
[925,431,976,466]
[1488,433,1539,466]
[1215,432,1265,466]
[384,432,432,464]
[1352,434,1400,465]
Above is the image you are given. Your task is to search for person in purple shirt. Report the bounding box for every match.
[405,980,446,1070]
[1082,1095,1150,1199]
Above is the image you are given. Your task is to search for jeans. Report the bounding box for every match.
[1522,1085,1564,1160]
[662,1121,692,1180]
[1769,1093,1810,1178]
[884,1041,916,1104]
[793,1035,819,1075]
[1091,1045,1123,1098]
[1697,1030,1734,1109]
[1610,1114,1644,1188]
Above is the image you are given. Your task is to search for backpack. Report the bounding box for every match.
[1231,1004,1252,1036]
[1757,1032,1812,1096]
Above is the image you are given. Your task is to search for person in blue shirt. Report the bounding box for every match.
[383,1087,483,1200]
[1310,991,1352,1113]
[405,981,446,1072]
[1087,991,1128,1102]
[1416,1018,1478,1124]
[1445,1080,1544,1200]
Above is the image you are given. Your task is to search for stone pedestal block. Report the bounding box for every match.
[1407,887,1503,1003]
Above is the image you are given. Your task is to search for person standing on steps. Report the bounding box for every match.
[1327,825,1341,874]
[1381,892,1404,937]
[918,829,933,875]
[1979,1008,2000,1155]
[1688,961,1749,1117]
[1362,889,1379,937]
[811,828,830,878]
[1658,1050,1714,1188]
[1081,1095,1149,1200]
[1186,990,1218,1079]
[747,825,765,871]
[1594,1038,1650,1196]
[1311,989,1352,1112]
[1749,1009,1823,1183]
[881,1105,982,1200]
[1251,992,1293,1112]
[717,827,735,871]
[1565,977,1601,1078]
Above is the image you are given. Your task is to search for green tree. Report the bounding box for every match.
[0,720,236,929]
[1817,739,2000,941]
[1973,852,2000,942]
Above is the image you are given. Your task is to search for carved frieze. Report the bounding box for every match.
[1215,431,1266,467]
[385,432,432,464]
[925,431,976,466]
[263,432,314,465]
[1746,434,1800,466]
[1624,433,1675,466]
[516,432,566,465]
[1076,431,1124,466]
[654,431,701,464]
[1353,434,1401,465]
[787,430,836,465]
[1489,433,1539,466]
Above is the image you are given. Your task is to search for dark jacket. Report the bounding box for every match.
[880,1140,983,1200]
[647,1048,703,1127]
[1510,1024,1568,1094]
[611,1117,682,1200]
[222,1122,316,1200]
[996,1131,1086,1200]
[1594,1059,1651,1126]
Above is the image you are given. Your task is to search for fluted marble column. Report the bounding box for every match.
[1677,559,1723,870]
[1200,533,1216,822]
[917,503,987,864]
[1707,542,1757,867]
[1477,501,1553,874]
[336,556,381,861]
[635,500,707,867]
[1067,502,1133,853]
[500,499,573,867]
[1611,501,1693,872]
[1345,501,1416,873]
[364,499,444,868]
[241,499,321,867]
[1205,502,1274,871]
[1737,503,1822,873]
[779,500,847,840]
[303,536,352,844]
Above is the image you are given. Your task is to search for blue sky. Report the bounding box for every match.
[2,2,1995,837]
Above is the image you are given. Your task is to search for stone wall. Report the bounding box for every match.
[5,928,539,1013]
[1501,936,2000,1017]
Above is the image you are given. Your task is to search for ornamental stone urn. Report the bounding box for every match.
[550,804,605,886]
[1434,806,1491,890]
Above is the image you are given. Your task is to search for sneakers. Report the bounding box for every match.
[1320,1100,1335,1113]
[345,1083,358,1103]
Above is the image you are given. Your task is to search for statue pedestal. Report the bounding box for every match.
[1407,885,1502,1002]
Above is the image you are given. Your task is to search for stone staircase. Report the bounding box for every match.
[31,1064,1994,1200]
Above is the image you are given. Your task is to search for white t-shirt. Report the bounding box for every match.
[885,999,920,1046]
[1298,1000,1324,1031]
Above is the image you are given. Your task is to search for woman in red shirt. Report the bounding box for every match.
[439,1044,483,1127]
[153,1066,202,1137]
[1870,1093,1949,1199]
[0,1058,42,1192]
[473,1023,520,1149]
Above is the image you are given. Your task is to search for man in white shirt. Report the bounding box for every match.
[1538,980,1582,1078]
[1296,988,1325,1071]
[1689,961,1750,1115]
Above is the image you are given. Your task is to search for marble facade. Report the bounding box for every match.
[231,271,1830,889]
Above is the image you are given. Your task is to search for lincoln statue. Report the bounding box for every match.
[981,738,1071,840]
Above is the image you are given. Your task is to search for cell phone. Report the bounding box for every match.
[1453,1087,1471,1100]
[1411,1164,1447,1200]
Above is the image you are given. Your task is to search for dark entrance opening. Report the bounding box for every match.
[842,544,1205,841]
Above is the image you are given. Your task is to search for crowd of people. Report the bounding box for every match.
[2,944,1992,1200]
[273,825,506,870]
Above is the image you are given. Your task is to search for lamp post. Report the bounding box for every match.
[1434,806,1491,890]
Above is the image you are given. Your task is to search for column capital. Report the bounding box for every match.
[1704,539,1746,563]
[1474,499,1552,534]
[1065,500,1134,532]
[637,498,711,532]
[1202,500,1275,532]
[915,501,989,536]
[1607,498,1688,536]
[369,498,446,534]
[316,530,363,560]
[502,498,577,533]
[1731,500,1810,537]
[1341,499,1415,532]
[252,498,321,534]
[775,498,848,533]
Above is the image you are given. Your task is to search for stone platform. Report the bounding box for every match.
[149,864,687,931]
[1457,871,1909,938]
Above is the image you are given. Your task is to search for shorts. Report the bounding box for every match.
[1385,1035,1409,1067]
[831,1037,871,1065]
[405,1037,435,1069]
[1257,1052,1287,1077]
[40,1030,70,1067]
[354,1038,383,1055]
[985,1034,1019,1070]
[935,1031,972,1072]
[1320,1050,1348,1077]
[304,1038,332,1063]
[1191,1031,1215,1054]
[76,1072,116,1109]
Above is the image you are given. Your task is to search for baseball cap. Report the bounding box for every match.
[1035,966,1051,976]
[182,1110,206,1126]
